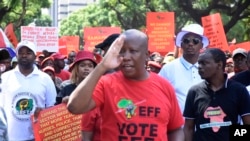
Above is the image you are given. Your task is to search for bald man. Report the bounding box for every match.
[67,29,184,141]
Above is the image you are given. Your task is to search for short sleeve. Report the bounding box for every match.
[238,87,250,116]
[166,83,184,130]
[92,76,105,108]
[183,88,196,119]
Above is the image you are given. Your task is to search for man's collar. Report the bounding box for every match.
[205,73,229,89]
[14,64,40,76]
[180,56,198,70]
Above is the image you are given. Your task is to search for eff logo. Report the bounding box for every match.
[230,125,250,141]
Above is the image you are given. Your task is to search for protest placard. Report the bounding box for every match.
[21,26,59,52]
[83,26,121,52]
[146,12,175,55]
[202,13,229,51]
[59,36,80,56]
[31,104,82,141]
[58,37,67,56]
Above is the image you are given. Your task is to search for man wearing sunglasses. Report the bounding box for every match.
[159,23,209,115]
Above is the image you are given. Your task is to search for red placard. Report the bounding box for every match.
[201,13,229,51]
[4,23,18,48]
[146,12,175,56]
[59,36,80,56]
[83,27,121,52]
[31,104,82,141]
[58,37,67,56]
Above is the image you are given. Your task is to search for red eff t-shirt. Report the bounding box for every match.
[81,108,101,141]
[93,71,184,141]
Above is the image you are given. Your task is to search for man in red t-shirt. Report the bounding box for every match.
[67,29,184,141]
[51,52,71,81]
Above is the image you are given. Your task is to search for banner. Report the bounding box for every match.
[21,26,59,52]
[59,36,80,56]
[83,27,121,52]
[229,42,250,52]
[201,13,229,51]
[146,12,175,56]
[31,104,82,141]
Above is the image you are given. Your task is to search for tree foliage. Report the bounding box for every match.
[59,0,250,42]
[59,4,117,38]
[0,0,51,35]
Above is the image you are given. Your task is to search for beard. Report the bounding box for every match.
[18,60,34,70]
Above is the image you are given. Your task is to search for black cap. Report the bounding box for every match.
[95,33,120,49]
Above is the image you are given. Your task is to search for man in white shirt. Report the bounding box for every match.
[1,40,57,141]
[159,24,209,114]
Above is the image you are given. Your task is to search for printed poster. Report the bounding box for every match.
[201,13,229,51]
[83,27,121,52]
[21,26,59,52]
[31,104,82,141]
[146,12,175,56]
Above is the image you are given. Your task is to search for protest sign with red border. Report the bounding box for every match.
[202,13,229,51]
[31,104,82,141]
[83,27,121,52]
[146,12,175,56]
[59,36,80,56]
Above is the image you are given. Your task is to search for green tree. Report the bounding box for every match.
[60,0,250,42]
[0,0,51,40]
[35,15,52,27]
[59,4,117,37]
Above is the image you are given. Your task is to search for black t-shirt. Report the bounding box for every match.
[55,84,77,104]
[231,70,250,86]
[183,80,250,141]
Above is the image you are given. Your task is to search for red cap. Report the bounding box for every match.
[148,61,162,69]
[51,53,66,60]
[41,57,54,67]
[42,66,55,75]
[69,50,97,72]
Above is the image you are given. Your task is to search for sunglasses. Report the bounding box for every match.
[182,38,201,45]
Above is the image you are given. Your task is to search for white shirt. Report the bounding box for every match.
[159,56,203,114]
[246,85,250,94]
[1,65,57,141]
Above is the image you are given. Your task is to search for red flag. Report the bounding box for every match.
[4,23,18,48]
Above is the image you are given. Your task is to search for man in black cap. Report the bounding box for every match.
[228,48,248,78]
[231,50,250,86]
[95,33,120,56]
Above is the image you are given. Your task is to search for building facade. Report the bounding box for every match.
[49,0,96,27]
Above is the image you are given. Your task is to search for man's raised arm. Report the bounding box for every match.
[67,36,124,114]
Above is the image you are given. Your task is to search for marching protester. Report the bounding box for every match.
[0,40,57,141]
[58,50,101,141]
[51,52,71,81]
[183,48,250,141]
[228,48,248,78]
[64,50,76,71]
[231,51,250,91]
[67,29,184,140]
[159,23,209,114]
[42,66,61,95]
[57,50,97,104]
